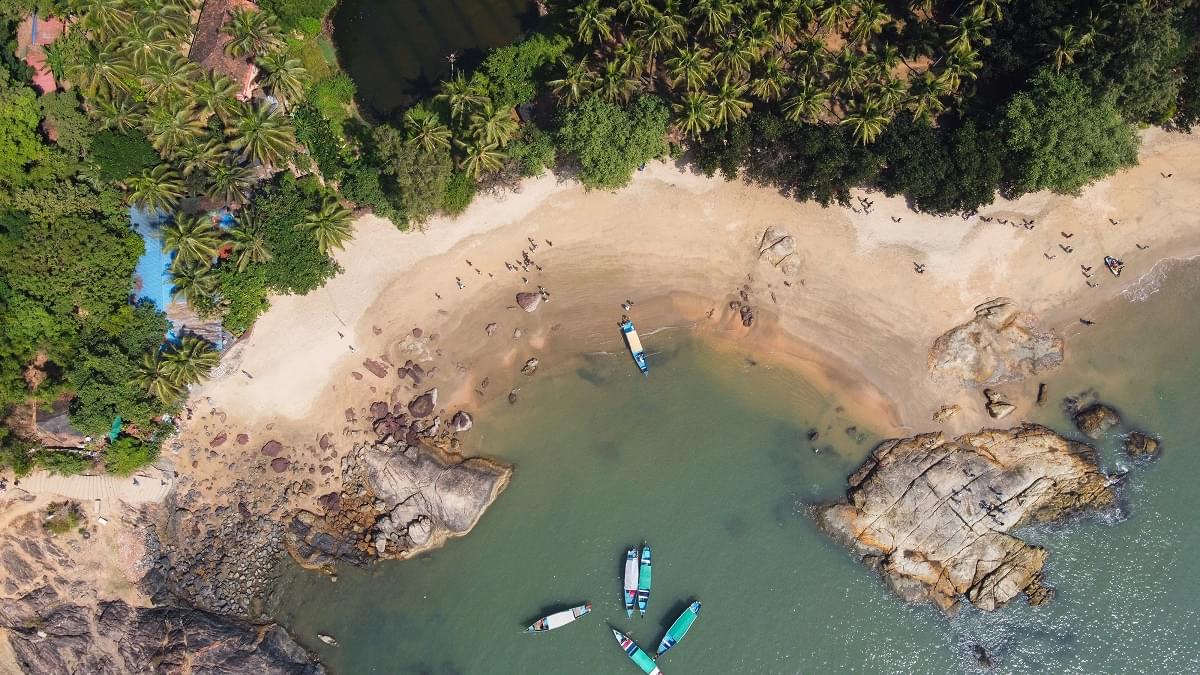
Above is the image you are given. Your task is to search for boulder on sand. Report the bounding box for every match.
[1123,431,1161,459]
[983,389,1015,419]
[1073,403,1121,439]
[521,358,539,376]
[485,322,498,337]
[260,441,283,457]
[270,457,290,473]
[929,298,1063,388]
[450,411,473,433]
[516,292,541,313]
[820,424,1116,613]
[758,226,796,266]
[408,389,438,418]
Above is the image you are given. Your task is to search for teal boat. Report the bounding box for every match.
[611,627,662,674]
[636,545,652,616]
[656,601,701,655]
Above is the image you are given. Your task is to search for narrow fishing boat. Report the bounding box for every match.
[623,547,639,618]
[612,628,662,674]
[637,545,652,616]
[656,601,701,656]
[1104,255,1124,277]
[619,317,649,375]
[524,603,592,634]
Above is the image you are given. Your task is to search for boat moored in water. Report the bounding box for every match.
[623,547,639,617]
[656,601,701,655]
[637,545,652,616]
[619,317,649,375]
[525,603,592,633]
[612,627,662,674]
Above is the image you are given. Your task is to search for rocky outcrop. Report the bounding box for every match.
[1123,431,1161,460]
[820,424,1116,613]
[929,299,1064,388]
[982,389,1015,419]
[1073,403,1121,439]
[0,588,321,674]
[286,440,510,571]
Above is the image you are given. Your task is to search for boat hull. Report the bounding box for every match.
[612,628,662,675]
[656,601,701,655]
[637,546,652,616]
[525,603,592,633]
[623,548,639,617]
[620,320,649,375]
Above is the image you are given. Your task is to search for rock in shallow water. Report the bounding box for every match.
[820,423,1116,613]
[1073,403,1121,439]
[408,388,438,418]
[1123,431,1161,459]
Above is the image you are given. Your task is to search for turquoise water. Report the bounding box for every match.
[272,264,1200,673]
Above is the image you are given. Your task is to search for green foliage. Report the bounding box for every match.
[0,431,35,477]
[248,174,341,294]
[89,130,160,182]
[43,501,83,534]
[556,95,670,190]
[260,0,336,32]
[104,435,158,475]
[340,159,400,222]
[877,115,1002,215]
[294,103,344,179]
[215,264,269,335]
[1003,70,1139,195]
[0,76,44,190]
[39,91,93,158]
[1077,4,1187,124]
[37,451,91,476]
[441,171,476,216]
[480,33,570,109]
[506,126,556,176]
[372,123,452,223]
[307,73,355,127]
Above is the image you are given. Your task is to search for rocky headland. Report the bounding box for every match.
[821,424,1117,613]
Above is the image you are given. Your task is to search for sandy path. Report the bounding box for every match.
[188,128,1200,453]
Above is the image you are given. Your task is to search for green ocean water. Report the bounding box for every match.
[272,262,1200,674]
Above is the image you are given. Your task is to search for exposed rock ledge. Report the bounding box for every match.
[286,440,511,571]
[820,424,1116,613]
[0,586,321,675]
[928,298,1064,388]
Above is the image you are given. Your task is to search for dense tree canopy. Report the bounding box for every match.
[557,95,670,189]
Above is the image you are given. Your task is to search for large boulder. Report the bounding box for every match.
[929,298,1064,388]
[820,424,1116,613]
[516,292,541,312]
[408,388,438,418]
[759,226,796,266]
[1123,431,1161,459]
[449,411,473,433]
[1073,404,1121,439]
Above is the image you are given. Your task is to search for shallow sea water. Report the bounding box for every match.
[272,264,1200,674]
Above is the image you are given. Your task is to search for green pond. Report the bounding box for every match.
[272,262,1200,673]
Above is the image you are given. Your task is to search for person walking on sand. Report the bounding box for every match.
[456,277,465,289]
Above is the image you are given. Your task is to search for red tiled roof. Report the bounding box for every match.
[188,0,260,100]
[16,15,63,94]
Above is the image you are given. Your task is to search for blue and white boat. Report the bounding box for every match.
[620,317,649,375]
[637,545,652,616]
[623,547,639,618]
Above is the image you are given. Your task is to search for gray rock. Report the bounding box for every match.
[1123,431,1161,459]
[260,441,283,457]
[485,322,497,337]
[408,389,438,418]
[929,298,1064,388]
[983,389,1015,419]
[1073,404,1121,439]
[449,411,473,433]
[516,292,541,312]
[521,358,539,376]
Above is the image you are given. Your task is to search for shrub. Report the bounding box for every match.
[480,33,569,109]
[39,90,92,157]
[252,175,340,294]
[341,160,401,222]
[44,502,82,535]
[0,432,35,477]
[260,0,336,32]
[294,103,344,179]
[557,95,670,190]
[216,264,270,335]
[37,450,91,476]
[90,131,159,182]
[104,435,158,475]
[441,172,476,215]
[507,126,556,176]
[307,74,356,127]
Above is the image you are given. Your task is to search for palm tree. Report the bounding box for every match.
[436,73,488,120]
[940,49,981,93]
[597,59,638,104]
[93,94,143,132]
[619,0,655,21]
[223,8,283,58]
[77,0,132,38]
[134,350,184,402]
[205,164,254,205]
[613,38,646,77]
[906,71,949,121]
[712,75,752,126]
[874,75,908,111]
[141,52,200,100]
[942,14,992,57]
[753,1,802,44]
[665,45,713,91]
[750,54,790,101]
[456,139,506,179]
[119,15,175,69]
[782,76,829,123]
[832,51,870,96]
[67,41,132,97]
[175,137,226,178]
[227,218,272,272]
[850,1,891,44]
[548,58,596,106]
[404,108,452,153]
[127,164,186,212]
[468,100,519,147]
[192,72,241,123]
[819,0,855,32]
[163,213,222,268]
[257,51,308,109]
[712,33,757,79]
[226,102,297,168]
[1043,25,1093,72]
[170,262,218,306]
[672,91,717,137]
[872,43,905,79]
[139,0,197,42]
[142,101,205,156]
[162,336,221,386]
[691,0,737,37]
[634,11,684,72]
[791,37,828,77]
[841,96,891,144]
[571,0,618,44]
[971,0,1005,21]
[300,196,354,254]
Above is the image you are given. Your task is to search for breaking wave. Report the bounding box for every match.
[1120,255,1200,302]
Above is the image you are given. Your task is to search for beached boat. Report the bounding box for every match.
[525,603,592,634]
[637,545,652,616]
[623,547,639,618]
[612,628,662,674]
[1105,255,1124,277]
[620,317,649,375]
[656,601,701,656]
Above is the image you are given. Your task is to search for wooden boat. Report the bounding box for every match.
[1104,255,1124,277]
[612,628,662,674]
[620,317,649,375]
[636,545,652,616]
[623,547,639,618]
[656,601,701,655]
[317,633,339,646]
[525,603,592,633]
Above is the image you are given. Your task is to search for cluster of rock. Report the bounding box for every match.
[758,226,800,274]
[929,298,1064,388]
[820,424,1117,613]
[1067,398,1162,460]
[0,588,321,674]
